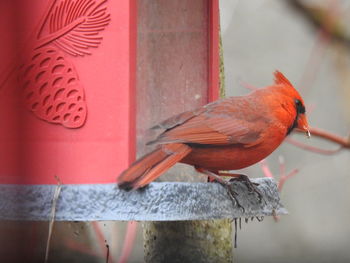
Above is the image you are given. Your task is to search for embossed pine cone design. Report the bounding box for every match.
[19,46,87,128]
[11,0,111,128]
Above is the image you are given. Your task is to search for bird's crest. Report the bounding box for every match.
[274,71,293,87]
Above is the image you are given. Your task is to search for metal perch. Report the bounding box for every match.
[0,178,286,221]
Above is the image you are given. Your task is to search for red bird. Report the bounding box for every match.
[117,71,310,195]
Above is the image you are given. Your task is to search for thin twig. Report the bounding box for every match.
[117,221,138,263]
[260,158,299,222]
[277,169,299,192]
[297,0,340,90]
[278,156,286,179]
[238,80,257,91]
[44,175,62,263]
[290,126,349,155]
[234,218,238,248]
[288,0,350,48]
[92,222,115,263]
[286,137,343,155]
[295,127,350,148]
[259,159,273,178]
[106,244,110,263]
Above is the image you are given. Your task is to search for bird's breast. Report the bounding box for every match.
[181,134,285,171]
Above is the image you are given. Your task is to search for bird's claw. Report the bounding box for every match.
[229,175,265,204]
[214,179,245,212]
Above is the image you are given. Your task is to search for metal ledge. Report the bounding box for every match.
[0,178,287,221]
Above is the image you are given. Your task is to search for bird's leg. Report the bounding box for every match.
[219,173,264,203]
[196,168,243,211]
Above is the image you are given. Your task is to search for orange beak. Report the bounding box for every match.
[296,114,311,138]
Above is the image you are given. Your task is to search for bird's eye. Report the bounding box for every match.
[295,99,305,114]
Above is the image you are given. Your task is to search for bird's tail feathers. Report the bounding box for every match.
[117,143,191,190]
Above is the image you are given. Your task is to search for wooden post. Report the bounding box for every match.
[136,1,235,261]
[143,220,233,263]
[142,4,234,261]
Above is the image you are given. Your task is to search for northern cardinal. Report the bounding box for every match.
[117,71,310,195]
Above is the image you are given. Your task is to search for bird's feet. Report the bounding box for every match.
[229,174,264,203]
[197,168,244,211]
[215,179,244,212]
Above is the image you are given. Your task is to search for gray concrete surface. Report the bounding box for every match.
[0,179,286,221]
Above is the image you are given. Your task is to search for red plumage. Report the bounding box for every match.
[117,71,309,190]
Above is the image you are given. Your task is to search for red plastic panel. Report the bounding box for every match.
[0,0,136,184]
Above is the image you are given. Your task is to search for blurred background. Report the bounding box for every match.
[2,0,349,262]
[219,0,350,262]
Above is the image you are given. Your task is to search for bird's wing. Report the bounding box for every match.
[150,107,207,130]
[149,98,270,147]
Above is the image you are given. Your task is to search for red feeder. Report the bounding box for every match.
[0,0,219,186]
